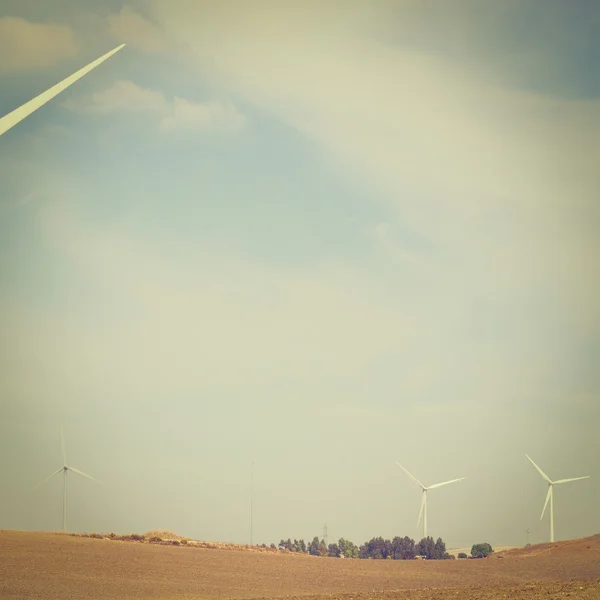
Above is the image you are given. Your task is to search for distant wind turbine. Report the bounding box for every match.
[396,461,465,539]
[34,425,103,532]
[0,43,125,137]
[525,454,590,543]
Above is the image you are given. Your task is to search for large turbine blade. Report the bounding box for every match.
[428,477,466,490]
[34,467,63,490]
[554,476,590,484]
[0,44,126,137]
[540,486,552,520]
[526,454,552,483]
[396,462,425,488]
[68,466,104,485]
[61,424,66,465]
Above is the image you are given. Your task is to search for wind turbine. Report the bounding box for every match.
[34,425,103,532]
[525,454,590,543]
[396,461,465,539]
[0,43,125,137]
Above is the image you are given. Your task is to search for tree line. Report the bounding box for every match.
[273,535,457,560]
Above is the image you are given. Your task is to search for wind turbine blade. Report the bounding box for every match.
[540,486,552,520]
[61,424,66,465]
[526,454,552,483]
[417,491,426,527]
[554,476,590,484]
[69,467,104,485]
[0,44,126,137]
[428,477,466,489]
[396,462,425,488]
[34,467,63,490]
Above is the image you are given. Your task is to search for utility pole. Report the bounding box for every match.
[250,461,254,546]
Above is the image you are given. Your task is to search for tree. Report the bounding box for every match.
[471,542,493,558]
[457,552,467,559]
[338,538,359,558]
[434,537,446,559]
[308,536,321,556]
[318,539,328,556]
[327,543,341,557]
[298,539,307,553]
[416,537,449,560]
[415,537,435,559]
[471,542,493,559]
[359,537,393,560]
[391,536,416,560]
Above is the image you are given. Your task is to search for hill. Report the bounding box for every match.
[0,530,599,600]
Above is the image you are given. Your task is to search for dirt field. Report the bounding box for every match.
[1,530,599,600]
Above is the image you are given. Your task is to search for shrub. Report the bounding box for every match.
[458,552,468,559]
[180,539,188,545]
[471,543,494,558]
[270,543,276,549]
[149,536,162,543]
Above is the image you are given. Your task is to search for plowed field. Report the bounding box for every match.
[1,530,599,599]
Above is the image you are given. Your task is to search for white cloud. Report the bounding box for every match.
[107,6,170,55]
[143,0,600,329]
[62,79,247,133]
[0,16,78,74]
[160,97,246,133]
[10,201,414,400]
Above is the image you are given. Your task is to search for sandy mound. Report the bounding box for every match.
[491,533,600,559]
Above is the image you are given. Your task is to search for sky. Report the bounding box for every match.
[0,0,599,550]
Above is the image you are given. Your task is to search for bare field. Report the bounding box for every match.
[1,530,599,600]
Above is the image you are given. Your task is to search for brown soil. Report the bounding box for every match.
[1,530,599,600]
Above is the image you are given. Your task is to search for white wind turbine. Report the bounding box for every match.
[396,461,465,539]
[34,425,103,532]
[525,454,590,543]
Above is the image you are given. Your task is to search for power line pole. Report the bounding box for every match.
[250,461,254,546]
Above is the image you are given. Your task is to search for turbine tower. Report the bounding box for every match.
[34,425,103,532]
[525,454,590,543]
[396,461,465,539]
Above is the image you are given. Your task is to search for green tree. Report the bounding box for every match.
[391,536,416,560]
[458,552,467,559]
[298,539,307,553]
[471,542,493,558]
[415,536,448,559]
[359,537,393,559]
[308,536,321,556]
[338,538,359,558]
[327,542,341,557]
[318,539,328,556]
[434,537,446,559]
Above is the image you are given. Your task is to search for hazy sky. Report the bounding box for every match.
[1,1,598,550]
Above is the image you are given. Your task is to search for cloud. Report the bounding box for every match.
[62,79,247,133]
[143,0,600,331]
[0,16,78,74]
[106,6,170,55]
[4,198,413,396]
